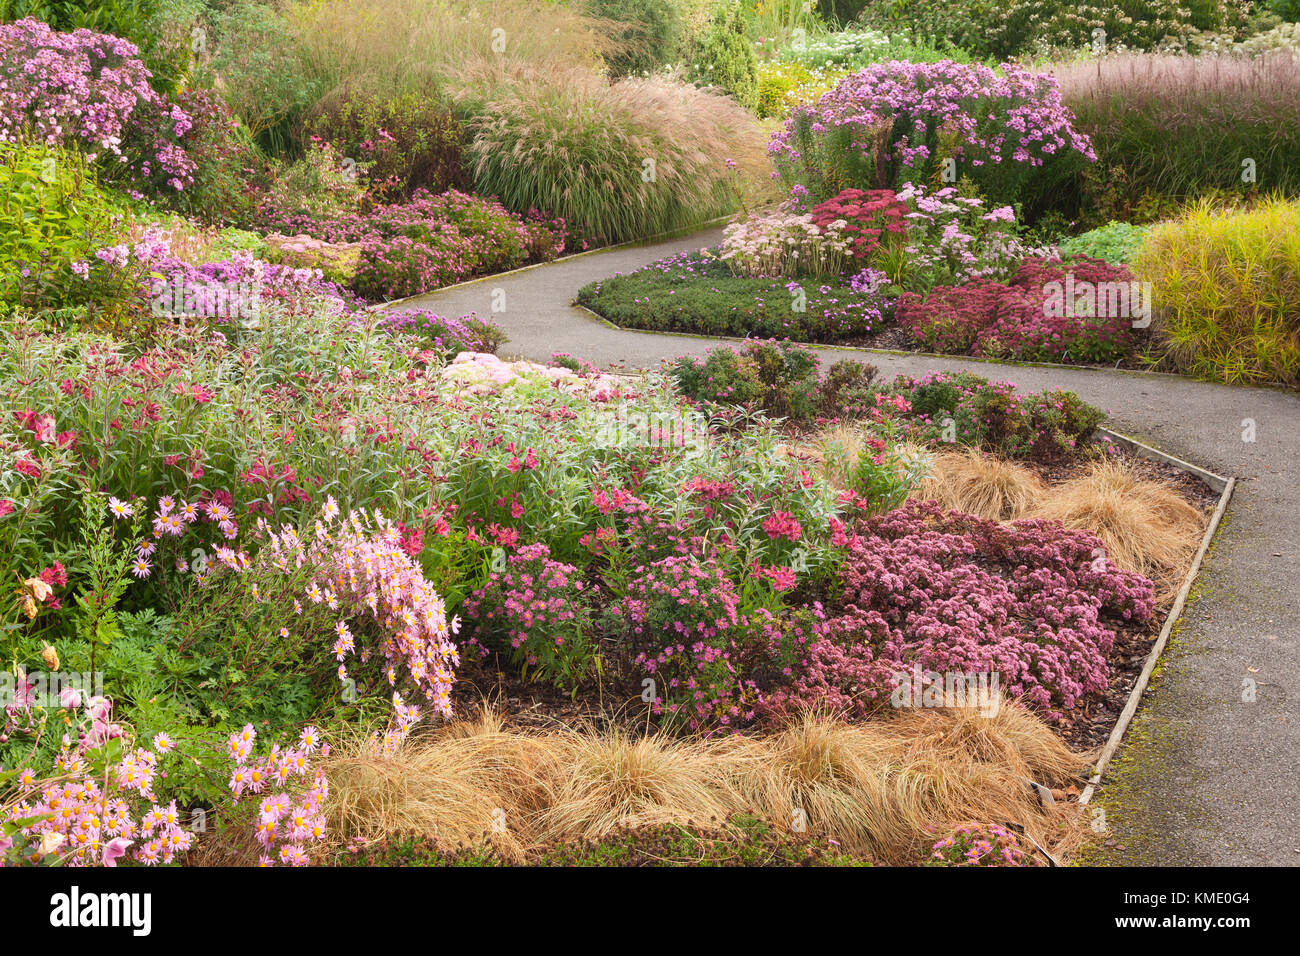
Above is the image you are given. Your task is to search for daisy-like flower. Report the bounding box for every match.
[158,496,175,516]
[130,557,152,579]
[108,497,133,519]
[323,496,339,522]
[299,726,319,752]
[136,538,157,557]
[152,733,174,754]
[179,501,199,523]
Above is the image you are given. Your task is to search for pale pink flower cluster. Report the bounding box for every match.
[227,724,328,867]
[261,499,461,750]
[719,208,851,279]
[2,697,194,867]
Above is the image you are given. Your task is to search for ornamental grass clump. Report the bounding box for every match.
[912,448,1047,522]
[462,69,769,243]
[1029,458,1206,597]
[1134,196,1300,387]
[770,59,1094,217]
[320,703,1090,864]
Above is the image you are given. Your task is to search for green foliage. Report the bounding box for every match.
[889,372,1106,462]
[669,340,823,421]
[577,254,880,340]
[860,0,1254,59]
[194,0,322,155]
[1057,221,1149,264]
[585,0,684,75]
[258,141,368,224]
[689,2,760,110]
[0,141,123,313]
[1268,0,1300,21]
[816,0,873,25]
[165,87,265,227]
[306,88,468,201]
[1136,196,1300,387]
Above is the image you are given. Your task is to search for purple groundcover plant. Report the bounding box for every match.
[0,18,195,194]
[770,59,1094,211]
[762,500,1154,721]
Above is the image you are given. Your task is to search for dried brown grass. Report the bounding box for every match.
[911,448,1047,522]
[1028,458,1206,596]
[316,701,1090,865]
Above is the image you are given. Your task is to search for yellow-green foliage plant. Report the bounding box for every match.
[1136,196,1300,387]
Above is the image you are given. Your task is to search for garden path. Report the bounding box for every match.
[395,227,1300,866]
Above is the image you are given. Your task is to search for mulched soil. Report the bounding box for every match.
[452,442,1219,761]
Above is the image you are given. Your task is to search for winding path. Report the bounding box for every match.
[393,227,1300,866]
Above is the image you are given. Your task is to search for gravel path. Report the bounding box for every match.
[393,229,1300,866]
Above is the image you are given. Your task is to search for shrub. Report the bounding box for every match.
[1056,53,1300,221]
[0,0,191,94]
[886,182,1029,291]
[1135,196,1300,386]
[606,554,762,730]
[584,0,684,76]
[0,17,196,194]
[859,0,1254,60]
[195,0,322,154]
[465,71,765,243]
[669,339,823,421]
[259,188,566,302]
[0,141,124,313]
[305,88,469,201]
[688,1,759,111]
[165,87,265,227]
[577,252,890,341]
[771,59,1095,219]
[809,188,910,263]
[463,542,600,692]
[896,257,1144,364]
[258,141,368,226]
[376,309,508,356]
[882,371,1106,462]
[784,500,1155,719]
[1056,221,1149,265]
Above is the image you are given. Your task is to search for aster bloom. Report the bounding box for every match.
[109,497,134,519]
[130,557,151,579]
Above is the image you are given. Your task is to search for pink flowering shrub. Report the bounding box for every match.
[771,60,1094,216]
[0,18,195,194]
[225,723,329,866]
[463,543,599,692]
[897,257,1142,363]
[258,188,569,302]
[607,555,762,731]
[765,501,1154,721]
